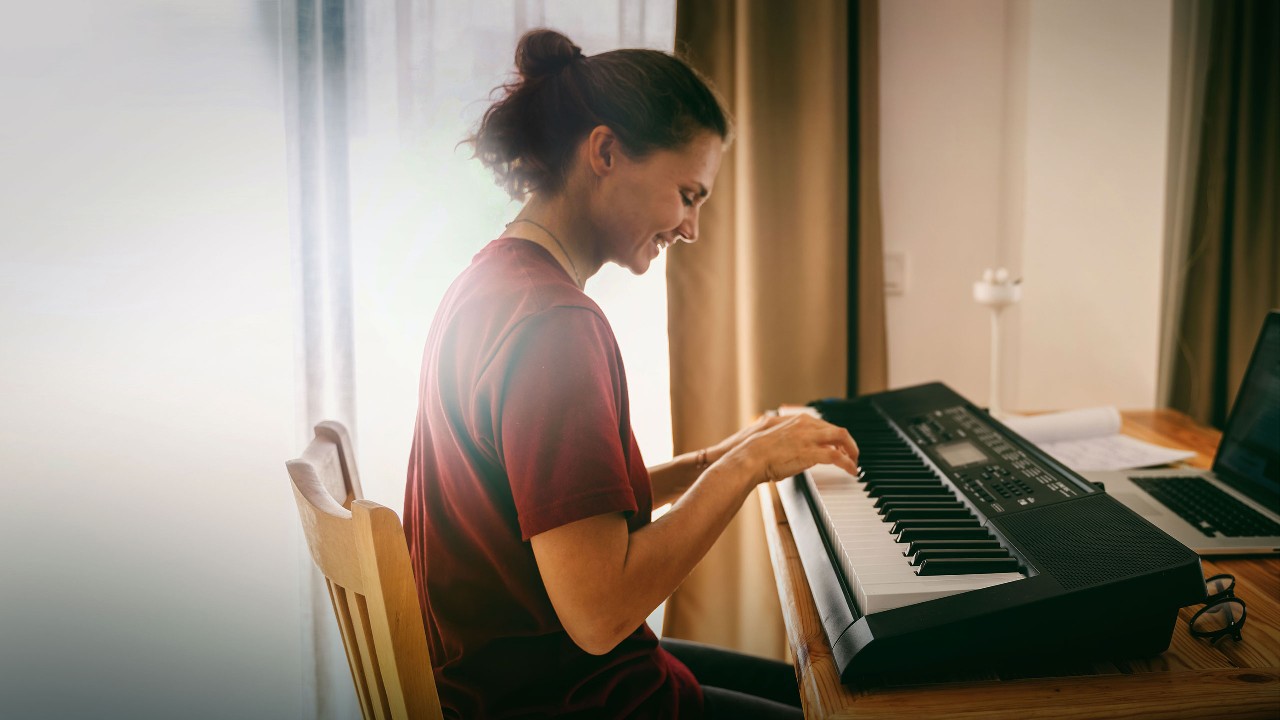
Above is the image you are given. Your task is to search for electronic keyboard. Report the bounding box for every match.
[778,382,1206,679]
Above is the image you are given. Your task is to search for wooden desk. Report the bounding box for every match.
[759,409,1280,719]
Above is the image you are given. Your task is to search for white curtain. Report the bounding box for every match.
[284,1,677,715]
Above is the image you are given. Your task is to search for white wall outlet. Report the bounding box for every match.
[884,251,907,295]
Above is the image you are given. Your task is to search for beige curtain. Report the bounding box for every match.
[664,0,886,659]
[1167,0,1279,427]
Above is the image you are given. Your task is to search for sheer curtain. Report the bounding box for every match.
[284,1,677,715]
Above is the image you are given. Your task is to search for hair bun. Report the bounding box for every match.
[515,29,583,79]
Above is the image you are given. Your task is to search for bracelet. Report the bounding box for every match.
[695,448,709,471]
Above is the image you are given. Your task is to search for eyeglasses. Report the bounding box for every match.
[1188,574,1246,644]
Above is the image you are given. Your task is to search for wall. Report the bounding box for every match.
[0,3,305,718]
[880,0,1173,412]
[1018,0,1172,410]
[880,0,1010,402]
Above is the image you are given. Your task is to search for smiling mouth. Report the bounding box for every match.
[654,237,671,251]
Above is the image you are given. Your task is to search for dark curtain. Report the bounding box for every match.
[1170,0,1279,427]
[849,0,889,396]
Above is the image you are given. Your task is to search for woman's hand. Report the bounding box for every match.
[718,413,859,486]
[707,414,789,462]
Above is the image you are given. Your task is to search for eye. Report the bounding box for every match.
[680,192,694,207]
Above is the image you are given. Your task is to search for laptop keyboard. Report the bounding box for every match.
[1133,476,1280,537]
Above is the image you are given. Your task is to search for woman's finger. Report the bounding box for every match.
[821,446,860,476]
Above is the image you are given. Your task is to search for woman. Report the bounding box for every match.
[403,29,859,719]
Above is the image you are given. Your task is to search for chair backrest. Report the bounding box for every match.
[287,421,443,720]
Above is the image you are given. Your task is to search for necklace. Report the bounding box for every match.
[507,218,583,288]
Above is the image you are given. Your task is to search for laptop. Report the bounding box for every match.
[1082,310,1280,555]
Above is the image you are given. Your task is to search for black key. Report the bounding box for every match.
[867,484,948,498]
[876,500,964,515]
[863,476,940,485]
[889,519,981,534]
[881,508,974,522]
[864,481,945,493]
[896,527,992,542]
[874,495,959,509]
[916,557,1021,575]
[860,458,928,466]
[860,467,932,476]
[908,549,1011,566]
[903,539,1003,556]
[864,474,939,483]
[864,470,939,480]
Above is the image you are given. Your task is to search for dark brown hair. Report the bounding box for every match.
[469,29,731,200]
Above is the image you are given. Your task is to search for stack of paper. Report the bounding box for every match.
[1001,407,1194,472]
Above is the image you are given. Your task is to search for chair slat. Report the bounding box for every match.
[349,589,392,720]
[328,580,376,720]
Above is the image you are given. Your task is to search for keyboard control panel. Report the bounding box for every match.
[901,406,1095,516]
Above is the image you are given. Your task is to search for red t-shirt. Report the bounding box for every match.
[403,237,702,718]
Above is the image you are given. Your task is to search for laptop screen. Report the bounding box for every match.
[1214,312,1280,514]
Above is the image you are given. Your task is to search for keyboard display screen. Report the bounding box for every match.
[936,440,988,468]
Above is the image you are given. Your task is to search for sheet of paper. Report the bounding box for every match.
[1001,407,1121,444]
[1034,434,1195,472]
[1001,406,1195,472]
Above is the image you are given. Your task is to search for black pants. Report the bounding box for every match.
[660,638,803,720]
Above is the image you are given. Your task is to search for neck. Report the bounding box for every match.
[504,194,601,287]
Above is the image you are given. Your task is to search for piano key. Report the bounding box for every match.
[865,471,933,479]
[867,485,949,498]
[865,484,957,497]
[917,557,1022,576]
[882,508,974,521]
[876,500,965,515]
[903,539,1004,555]
[860,459,929,466]
[863,479,943,490]
[896,520,993,538]
[908,549,1011,566]
[888,519,981,533]
[863,470,940,480]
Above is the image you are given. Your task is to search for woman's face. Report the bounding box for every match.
[591,130,723,276]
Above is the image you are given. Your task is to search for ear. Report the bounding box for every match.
[584,125,619,177]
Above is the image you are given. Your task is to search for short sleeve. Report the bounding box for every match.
[490,307,638,540]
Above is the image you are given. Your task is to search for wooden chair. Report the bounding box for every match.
[286,421,444,720]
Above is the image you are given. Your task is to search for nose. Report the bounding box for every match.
[676,206,700,243]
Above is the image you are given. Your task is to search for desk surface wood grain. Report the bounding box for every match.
[759,409,1280,719]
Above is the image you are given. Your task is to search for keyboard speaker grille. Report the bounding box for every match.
[993,494,1197,591]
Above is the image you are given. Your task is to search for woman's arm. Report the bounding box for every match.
[646,450,704,507]
[648,415,789,506]
[531,413,858,655]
